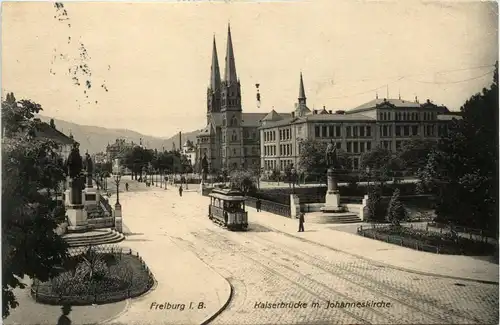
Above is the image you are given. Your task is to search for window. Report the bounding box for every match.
[336,142,341,149]
[329,125,334,138]
[244,129,249,138]
[367,142,372,150]
[222,118,226,126]
[231,130,237,141]
[396,141,402,150]
[244,147,247,155]
[322,126,327,138]
[353,126,358,137]
[346,126,352,137]
[336,126,341,137]
[353,142,359,153]
[233,148,236,155]
[383,125,388,137]
[360,142,365,153]
[403,125,409,136]
[353,157,359,170]
[347,142,352,153]
[315,126,320,137]
[231,115,238,126]
[395,126,401,136]
[412,125,418,136]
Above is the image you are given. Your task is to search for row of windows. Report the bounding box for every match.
[264,160,277,170]
[379,111,437,121]
[280,159,294,171]
[221,98,240,107]
[346,141,372,154]
[263,130,276,142]
[222,116,238,127]
[280,128,292,141]
[346,126,372,138]
[315,125,342,138]
[280,144,293,156]
[263,145,277,156]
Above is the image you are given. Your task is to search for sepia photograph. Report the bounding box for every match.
[1,0,499,324]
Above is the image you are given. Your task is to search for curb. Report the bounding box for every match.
[265,223,499,285]
[200,280,234,325]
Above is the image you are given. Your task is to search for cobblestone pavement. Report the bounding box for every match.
[119,190,499,325]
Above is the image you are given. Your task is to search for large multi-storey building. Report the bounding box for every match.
[106,139,137,162]
[196,25,272,173]
[260,76,461,171]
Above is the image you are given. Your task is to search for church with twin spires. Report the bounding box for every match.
[196,24,287,172]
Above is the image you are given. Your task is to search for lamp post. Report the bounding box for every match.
[291,167,297,194]
[112,159,123,233]
[366,166,371,192]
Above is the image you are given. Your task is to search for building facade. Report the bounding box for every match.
[196,25,268,173]
[181,140,197,167]
[260,78,461,171]
[106,139,136,162]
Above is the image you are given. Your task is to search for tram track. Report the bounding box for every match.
[146,192,496,324]
[243,231,484,324]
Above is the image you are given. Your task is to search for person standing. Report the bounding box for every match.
[298,212,305,232]
[256,198,262,212]
[179,185,183,197]
[125,182,129,191]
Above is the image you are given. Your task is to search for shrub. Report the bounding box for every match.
[367,185,384,222]
[386,188,408,226]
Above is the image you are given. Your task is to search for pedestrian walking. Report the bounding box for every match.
[179,185,183,197]
[298,212,305,232]
[256,198,262,212]
[125,182,129,191]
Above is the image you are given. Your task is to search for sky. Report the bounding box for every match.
[2,0,498,138]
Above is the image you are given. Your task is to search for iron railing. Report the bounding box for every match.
[246,196,291,218]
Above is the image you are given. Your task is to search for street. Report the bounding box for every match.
[112,188,498,325]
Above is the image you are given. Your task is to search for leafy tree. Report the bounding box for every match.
[397,139,437,176]
[2,94,69,318]
[418,62,498,234]
[229,169,257,195]
[386,188,408,226]
[360,146,399,185]
[297,139,349,182]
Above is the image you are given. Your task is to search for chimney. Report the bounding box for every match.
[329,110,332,114]
[313,110,317,115]
[426,99,431,104]
[291,111,295,118]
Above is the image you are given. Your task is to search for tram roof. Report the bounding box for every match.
[209,188,246,201]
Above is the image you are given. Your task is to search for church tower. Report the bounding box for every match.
[295,72,311,117]
[220,24,243,170]
[207,36,221,123]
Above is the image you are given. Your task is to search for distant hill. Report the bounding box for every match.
[37,115,201,155]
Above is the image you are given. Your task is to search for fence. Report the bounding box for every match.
[31,245,156,305]
[246,196,291,218]
[357,223,498,255]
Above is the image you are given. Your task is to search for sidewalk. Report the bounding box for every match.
[103,191,232,325]
[246,206,499,284]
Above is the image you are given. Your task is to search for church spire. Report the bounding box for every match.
[210,36,221,91]
[224,23,238,84]
[298,72,306,101]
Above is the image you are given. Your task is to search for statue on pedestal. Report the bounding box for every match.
[325,140,338,169]
[84,152,94,188]
[65,143,84,205]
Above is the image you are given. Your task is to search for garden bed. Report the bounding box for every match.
[31,246,155,305]
[358,225,497,255]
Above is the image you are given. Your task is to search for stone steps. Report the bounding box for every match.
[306,212,362,224]
[62,229,125,247]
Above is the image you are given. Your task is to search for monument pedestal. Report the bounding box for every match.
[67,204,88,232]
[83,187,99,208]
[321,168,344,213]
[114,203,123,233]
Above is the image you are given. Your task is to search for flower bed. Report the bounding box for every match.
[31,246,155,305]
[358,225,497,255]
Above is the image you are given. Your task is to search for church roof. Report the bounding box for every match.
[241,113,268,127]
[262,109,282,121]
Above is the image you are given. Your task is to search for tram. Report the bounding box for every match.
[208,188,248,231]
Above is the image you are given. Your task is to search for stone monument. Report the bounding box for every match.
[321,140,343,212]
[65,143,88,232]
[199,154,209,193]
[113,158,123,233]
[83,152,99,210]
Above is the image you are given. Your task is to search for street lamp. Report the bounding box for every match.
[366,166,371,192]
[113,159,122,207]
